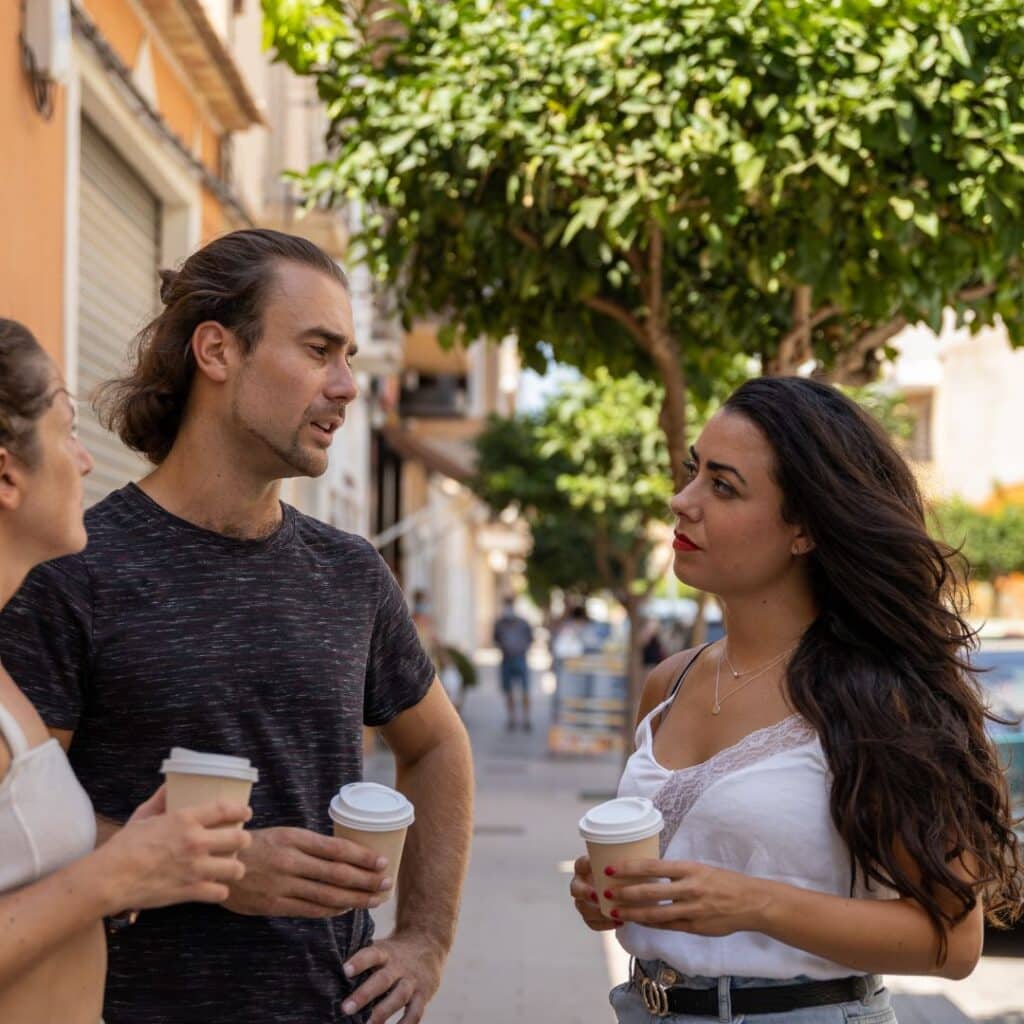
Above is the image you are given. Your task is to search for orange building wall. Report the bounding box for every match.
[200,123,220,177]
[2,0,237,372]
[151,46,197,148]
[201,187,228,241]
[79,0,144,69]
[0,4,66,367]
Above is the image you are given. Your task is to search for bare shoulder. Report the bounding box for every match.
[0,667,51,783]
[635,646,706,726]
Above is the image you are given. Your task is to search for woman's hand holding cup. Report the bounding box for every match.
[569,853,621,932]
[96,785,253,915]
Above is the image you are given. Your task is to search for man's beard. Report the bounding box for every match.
[236,409,329,479]
[260,426,328,478]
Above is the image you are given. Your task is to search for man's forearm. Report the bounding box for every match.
[393,727,474,957]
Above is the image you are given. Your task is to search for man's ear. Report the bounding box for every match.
[0,447,26,512]
[190,322,240,383]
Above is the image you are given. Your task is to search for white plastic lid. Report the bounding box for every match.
[160,747,259,783]
[329,782,415,832]
[578,796,663,844]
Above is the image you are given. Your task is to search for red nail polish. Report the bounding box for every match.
[604,889,614,900]
[588,889,597,901]
[610,908,621,919]
[604,866,616,877]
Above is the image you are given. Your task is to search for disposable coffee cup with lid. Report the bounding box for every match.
[579,796,663,918]
[329,782,415,832]
[161,747,259,818]
[329,782,415,903]
[161,747,260,783]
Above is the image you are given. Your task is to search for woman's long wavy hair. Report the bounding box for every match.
[724,377,1023,959]
[96,228,348,464]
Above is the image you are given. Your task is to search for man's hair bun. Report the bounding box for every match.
[158,269,178,305]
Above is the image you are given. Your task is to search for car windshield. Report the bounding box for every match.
[973,644,1024,822]
[973,647,1024,729]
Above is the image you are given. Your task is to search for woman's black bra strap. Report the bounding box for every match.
[665,642,713,701]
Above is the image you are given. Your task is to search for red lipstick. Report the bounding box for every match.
[673,531,699,552]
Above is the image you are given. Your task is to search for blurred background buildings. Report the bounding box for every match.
[3,0,527,656]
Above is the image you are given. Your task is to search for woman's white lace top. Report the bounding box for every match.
[616,654,895,980]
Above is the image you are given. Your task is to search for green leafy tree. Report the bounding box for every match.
[265,0,1024,487]
[931,500,1024,582]
[472,369,674,717]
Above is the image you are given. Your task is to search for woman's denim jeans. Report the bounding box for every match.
[610,961,896,1024]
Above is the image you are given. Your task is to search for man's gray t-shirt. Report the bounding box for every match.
[0,484,435,1024]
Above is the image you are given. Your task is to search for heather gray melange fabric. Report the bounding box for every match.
[0,483,435,1024]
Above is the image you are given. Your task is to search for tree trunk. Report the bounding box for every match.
[621,592,646,772]
[648,328,690,492]
[687,589,710,647]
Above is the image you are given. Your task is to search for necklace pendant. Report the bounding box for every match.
[732,670,740,679]
[712,703,721,715]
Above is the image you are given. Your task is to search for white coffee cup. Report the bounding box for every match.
[329,782,415,903]
[161,747,259,821]
[579,796,663,918]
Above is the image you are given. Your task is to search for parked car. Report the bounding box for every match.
[973,638,1024,838]
[973,638,1024,941]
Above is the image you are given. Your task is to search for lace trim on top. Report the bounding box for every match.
[650,714,818,855]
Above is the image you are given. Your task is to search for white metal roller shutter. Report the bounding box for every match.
[78,119,160,508]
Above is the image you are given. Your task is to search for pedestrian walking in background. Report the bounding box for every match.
[571,376,1023,1023]
[493,596,534,731]
[0,319,251,1024]
[640,619,666,670]
[0,232,474,1024]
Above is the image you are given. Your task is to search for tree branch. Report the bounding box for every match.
[647,221,664,327]
[581,294,650,349]
[641,546,675,598]
[593,526,616,594]
[510,223,650,347]
[819,316,909,384]
[957,283,997,303]
[769,297,840,374]
[625,246,647,286]
[509,225,540,251]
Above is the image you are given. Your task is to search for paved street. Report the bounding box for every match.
[367,657,1024,1024]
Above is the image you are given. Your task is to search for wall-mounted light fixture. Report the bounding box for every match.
[20,0,71,119]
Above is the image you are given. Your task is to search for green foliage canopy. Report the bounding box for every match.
[265,0,1024,466]
[931,499,1024,581]
[471,369,673,603]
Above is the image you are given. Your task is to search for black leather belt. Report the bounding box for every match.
[632,961,871,1017]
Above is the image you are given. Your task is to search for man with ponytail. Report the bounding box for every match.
[0,230,473,1024]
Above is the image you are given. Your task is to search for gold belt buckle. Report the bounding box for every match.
[640,975,670,1017]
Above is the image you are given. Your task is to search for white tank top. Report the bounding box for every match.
[0,701,97,893]
[616,647,895,980]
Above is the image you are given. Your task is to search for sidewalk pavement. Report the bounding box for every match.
[366,656,1024,1024]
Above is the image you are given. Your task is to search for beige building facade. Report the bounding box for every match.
[888,315,1024,506]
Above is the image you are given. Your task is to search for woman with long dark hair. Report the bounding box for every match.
[571,376,1022,1023]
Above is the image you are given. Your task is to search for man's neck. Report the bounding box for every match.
[137,435,285,541]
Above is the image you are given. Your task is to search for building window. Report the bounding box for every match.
[399,372,469,418]
[904,392,934,463]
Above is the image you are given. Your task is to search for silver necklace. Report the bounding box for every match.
[712,640,797,715]
[722,640,794,680]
